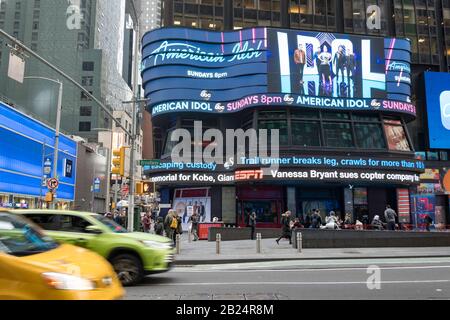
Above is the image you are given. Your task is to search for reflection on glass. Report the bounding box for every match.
[355,123,386,149]
[323,122,354,148]
[292,121,321,147]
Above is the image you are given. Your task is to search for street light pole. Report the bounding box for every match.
[51,80,63,209]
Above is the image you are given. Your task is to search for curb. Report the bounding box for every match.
[172,254,450,266]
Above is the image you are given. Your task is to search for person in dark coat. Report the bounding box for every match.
[311,209,323,229]
[276,211,292,245]
[249,212,257,240]
[154,217,164,236]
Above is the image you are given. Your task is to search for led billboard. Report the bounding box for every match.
[424,72,450,149]
[142,27,413,118]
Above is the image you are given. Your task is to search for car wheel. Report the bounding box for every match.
[111,254,144,286]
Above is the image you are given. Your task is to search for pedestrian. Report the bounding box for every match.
[276,211,292,245]
[371,215,385,231]
[311,209,323,229]
[113,210,120,224]
[325,211,339,230]
[249,212,257,240]
[104,212,113,220]
[344,213,352,229]
[154,216,164,236]
[292,217,303,229]
[120,209,127,228]
[424,214,433,232]
[142,212,152,233]
[164,209,177,240]
[188,211,200,241]
[174,213,183,244]
[304,212,312,229]
[384,205,398,231]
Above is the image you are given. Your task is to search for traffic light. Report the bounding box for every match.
[112,147,126,176]
[45,192,53,202]
[136,182,144,195]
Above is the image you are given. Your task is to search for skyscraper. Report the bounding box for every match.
[140,0,161,34]
[0,0,140,142]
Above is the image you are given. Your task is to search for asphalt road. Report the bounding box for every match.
[125,257,450,300]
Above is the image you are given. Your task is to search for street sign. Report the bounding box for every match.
[8,51,25,83]
[47,178,59,190]
[140,159,161,166]
[44,158,52,175]
[93,178,101,193]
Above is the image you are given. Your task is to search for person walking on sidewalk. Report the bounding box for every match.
[384,205,398,231]
[276,211,292,245]
[424,214,433,232]
[188,211,200,241]
[164,209,177,240]
[249,212,257,240]
[154,216,164,236]
[141,212,152,233]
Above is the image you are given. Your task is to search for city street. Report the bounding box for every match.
[126,257,450,300]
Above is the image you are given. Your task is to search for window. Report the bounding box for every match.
[82,61,94,71]
[292,121,321,146]
[323,122,354,148]
[259,120,289,145]
[79,121,91,132]
[355,123,386,149]
[383,120,411,151]
[82,76,94,86]
[59,215,92,233]
[81,91,93,101]
[25,214,61,231]
[80,106,92,116]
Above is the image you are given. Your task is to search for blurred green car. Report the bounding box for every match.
[14,210,174,286]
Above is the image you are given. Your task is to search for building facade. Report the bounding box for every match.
[143,0,450,229]
[0,101,77,210]
[0,0,139,143]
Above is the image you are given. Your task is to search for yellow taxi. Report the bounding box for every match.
[0,211,125,300]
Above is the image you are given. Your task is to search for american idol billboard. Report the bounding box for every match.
[141,27,413,118]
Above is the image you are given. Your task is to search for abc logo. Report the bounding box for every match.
[370,99,381,109]
[440,91,450,130]
[284,95,294,105]
[200,90,212,101]
[215,103,225,113]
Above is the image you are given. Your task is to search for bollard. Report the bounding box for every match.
[297,232,302,253]
[188,230,192,243]
[216,233,221,255]
[176,233,181,254]
[256,233,262,254]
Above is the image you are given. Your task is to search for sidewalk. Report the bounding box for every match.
[173,236,450,265]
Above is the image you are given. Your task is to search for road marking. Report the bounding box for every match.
[146,279,450,287]
[172,265,450,273]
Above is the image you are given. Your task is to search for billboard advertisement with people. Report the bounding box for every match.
[142,27,413,118]
[172,188,211,231]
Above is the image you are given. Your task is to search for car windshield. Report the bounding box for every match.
[0,213,59,257]
[93,215,128,233]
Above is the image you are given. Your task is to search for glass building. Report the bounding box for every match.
[146,1,450,229]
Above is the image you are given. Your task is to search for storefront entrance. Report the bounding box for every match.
[236,186,284,228]
[297,187,343,221]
